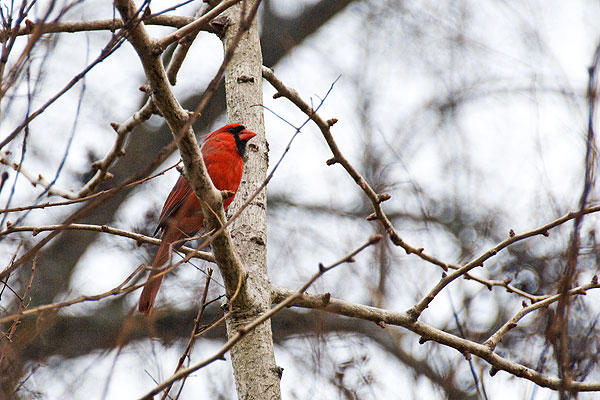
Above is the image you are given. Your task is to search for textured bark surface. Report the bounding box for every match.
[222,2,281,399]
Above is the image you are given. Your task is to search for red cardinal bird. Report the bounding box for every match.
[138,123,256,315]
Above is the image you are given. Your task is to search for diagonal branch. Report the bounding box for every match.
[262,66,452,272]
[0,264,147,325]
[77,98,157,197]
[0,161,179,215]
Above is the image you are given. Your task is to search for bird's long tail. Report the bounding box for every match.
[138,230,179,315]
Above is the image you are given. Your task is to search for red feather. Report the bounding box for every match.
[138,124,256,315]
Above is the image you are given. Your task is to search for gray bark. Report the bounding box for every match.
[222,2,281,399]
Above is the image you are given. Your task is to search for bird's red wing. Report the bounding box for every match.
[154,174,192,235]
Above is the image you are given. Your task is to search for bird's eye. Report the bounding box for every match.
[228,127,235,133]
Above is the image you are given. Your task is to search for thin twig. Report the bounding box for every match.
[0,161,179,215]
[0,150,78,198]
[77,98,157,197]
[156,0,241,51]
[0,251,35,369]
[484,277,600,351]
[0,242,23,300]
[161,268,214,400]
[0,15,203,40]
[408,205,600,320]
[0,222,215,262]
[0,264,147,324]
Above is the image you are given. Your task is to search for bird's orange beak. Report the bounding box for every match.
[239,129,257,141]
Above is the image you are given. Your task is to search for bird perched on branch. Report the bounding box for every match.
[138,123,256,315]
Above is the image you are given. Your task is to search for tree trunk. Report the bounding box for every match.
[222,2,281,399]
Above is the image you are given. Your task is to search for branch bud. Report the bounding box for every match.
[365,213,378,221]
[377,193,391,203]
[91,161,102,169]
[369,234,383,245]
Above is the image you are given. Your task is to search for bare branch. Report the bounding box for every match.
[270,282,600,393]
[0,250,34,370]
[0,1,52,105]
[262,65,600,317]
[77,98,157,197]
[0,15,204,40]
[0,264,146,325]
[0,150,78,199]
[484,277,600,351]
[0,162,179,215]
[0,222,214,262]
[0,21,132,149]
[156,0,241,51]
[409,205,600,320]
[140,234,381,400]
[262,66,452,272]
[549,38,600,391]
